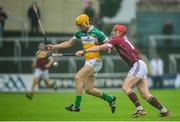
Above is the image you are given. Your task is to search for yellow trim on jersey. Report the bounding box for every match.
[83,43,100,60]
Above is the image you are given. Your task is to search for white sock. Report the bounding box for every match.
[161,107,168,113]
[136,106,143,111]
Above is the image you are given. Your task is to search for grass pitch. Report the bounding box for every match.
[0,89,180,121]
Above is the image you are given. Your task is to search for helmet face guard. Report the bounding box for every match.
[75,14,90,26]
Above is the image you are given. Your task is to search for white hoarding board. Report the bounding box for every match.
[0,74,33,92]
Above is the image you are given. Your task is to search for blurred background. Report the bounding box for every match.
[0,0,180,92]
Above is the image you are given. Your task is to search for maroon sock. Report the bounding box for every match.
[128,91,141,108]
[147,96,163,110]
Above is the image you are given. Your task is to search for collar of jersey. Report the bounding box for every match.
[87,25,94,33]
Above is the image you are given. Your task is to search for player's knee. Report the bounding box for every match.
[33,77,39,84]
[74,75,82,82]
[122,84,131,94]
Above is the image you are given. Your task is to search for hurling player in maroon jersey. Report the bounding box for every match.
[26,43,56,100]
[76,25,170,117]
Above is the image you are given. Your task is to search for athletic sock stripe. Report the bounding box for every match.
[127,90,134,95]
[147,96,153,102]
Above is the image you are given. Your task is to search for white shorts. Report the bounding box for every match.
[34,68,49,80]
[128,60,148,79]
[85,59,103,76]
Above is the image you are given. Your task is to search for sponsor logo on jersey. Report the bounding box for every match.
[81,36,97,44]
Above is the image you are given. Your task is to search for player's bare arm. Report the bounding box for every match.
[32,60,36,68]
[45,57,54,68]
[76,44,111,56]
[47,37,78,51]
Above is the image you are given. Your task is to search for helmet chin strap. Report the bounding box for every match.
[113,31,120,36]
[116,31,121,36]
[113,31,124,37]
[117,31,126,36]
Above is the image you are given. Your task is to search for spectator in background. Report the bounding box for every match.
[162,20,174,47]
[150,54,164,88]
[27,2,40,33]
[0,7,8,33]
[83,0,95,23]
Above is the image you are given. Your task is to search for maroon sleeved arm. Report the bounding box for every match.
[107,38,117,46]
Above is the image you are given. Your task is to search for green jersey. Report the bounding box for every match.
[73,26,108,60]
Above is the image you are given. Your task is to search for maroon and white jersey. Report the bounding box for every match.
[36,57,49,70]
[107,35,141,67]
